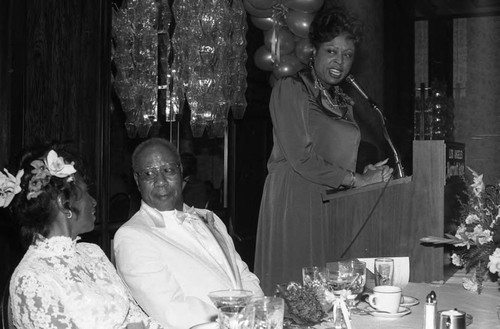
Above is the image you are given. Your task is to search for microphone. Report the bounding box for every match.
[345,74,371,101]
[345,74,406,178]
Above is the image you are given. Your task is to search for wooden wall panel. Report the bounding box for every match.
[13,0,110,252]
[24,0,104,166]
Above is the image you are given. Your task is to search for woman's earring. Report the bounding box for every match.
[66,210,73,219]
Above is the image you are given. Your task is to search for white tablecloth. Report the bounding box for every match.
[314,281,499,329]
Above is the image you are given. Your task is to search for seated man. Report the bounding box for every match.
[114,138,263,329]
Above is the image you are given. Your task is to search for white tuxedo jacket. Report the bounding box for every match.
[114,202,263,329]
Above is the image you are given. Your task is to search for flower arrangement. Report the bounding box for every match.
[275,281,327,326]
[421,167,500,293]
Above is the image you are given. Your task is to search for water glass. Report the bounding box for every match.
[218,305,255,329]
[302,266,327,287]
[339,259,366,295]
[374,258,394,286]
[252,296,284,329]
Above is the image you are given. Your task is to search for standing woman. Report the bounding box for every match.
[5,144,162,328]
[254,7,393,294]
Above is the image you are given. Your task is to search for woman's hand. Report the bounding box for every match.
[358,158,394,187]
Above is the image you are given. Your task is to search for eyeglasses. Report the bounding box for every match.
[135,163,181,181]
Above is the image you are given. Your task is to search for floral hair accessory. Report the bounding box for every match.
[27,150,77,200]
[0,168,24,208]
[45,150,77,178]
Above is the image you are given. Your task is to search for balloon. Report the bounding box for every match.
[243,0,273,18]
[295,37,314,64]
[285,10,314,39]
[250,15,275,30]
[283,0,324,13]
[254,45,275,71]
[263,27,295,56]
[273,54,304,78]
[247,0,274,10]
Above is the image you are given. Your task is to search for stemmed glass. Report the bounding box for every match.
[338,259,367,314]
[301,266,331,313]
[208,289,254,309]
[208,290,254,329]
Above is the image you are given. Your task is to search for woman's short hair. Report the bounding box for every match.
[11,143,86,244]
[309,7,363,49]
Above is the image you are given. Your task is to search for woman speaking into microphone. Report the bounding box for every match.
[254,6,393,294]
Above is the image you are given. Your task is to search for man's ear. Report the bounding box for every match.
[133,173,141,191]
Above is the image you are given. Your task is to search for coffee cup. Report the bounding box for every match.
[367,285,402,313]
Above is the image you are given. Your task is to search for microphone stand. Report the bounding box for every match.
[345,74,405,178]
[369,100,405,179]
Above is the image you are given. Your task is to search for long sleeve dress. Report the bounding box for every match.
[9,235,163,329]
[254,68,361,295]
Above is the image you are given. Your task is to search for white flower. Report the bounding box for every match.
[451,253,463,267]
[488,248,500,274]
[454,224,469,248]
[469,225,493,245]
[465,214,480,224]
[468,167,485,197]
[0,169,24,208]
[462,276,479,293]
[45,150,76,178]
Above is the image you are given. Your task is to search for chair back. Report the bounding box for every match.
[0,279,13,329]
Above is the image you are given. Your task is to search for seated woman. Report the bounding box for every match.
[4,144,163,329]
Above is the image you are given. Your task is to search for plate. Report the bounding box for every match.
[190,322,218,329]
[400,295,419,307]
[364,306,411,318]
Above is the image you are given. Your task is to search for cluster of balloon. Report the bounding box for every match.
[243,0,324,86]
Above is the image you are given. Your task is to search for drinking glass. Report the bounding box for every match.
[252,296,284,329]
[218,305,255,329]
[208,289,254,309]
[339,259,366,313]
[374,258,394,286]
[302,266,327,287]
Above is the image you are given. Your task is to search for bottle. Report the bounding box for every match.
[423,291,437,329]
[414,83,427,140]
[426,80,448,140]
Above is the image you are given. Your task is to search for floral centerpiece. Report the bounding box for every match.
[275,281,327,326]
[421,167,500,293]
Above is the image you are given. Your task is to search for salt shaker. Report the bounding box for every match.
[423,290,437,329]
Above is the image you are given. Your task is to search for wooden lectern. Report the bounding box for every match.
[321,140,446,283]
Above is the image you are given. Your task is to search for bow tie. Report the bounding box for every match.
[174,207,215,227]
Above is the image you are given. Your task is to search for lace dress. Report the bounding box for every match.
[10,236,163,329]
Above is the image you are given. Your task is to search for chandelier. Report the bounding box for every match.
[112,0,248,138]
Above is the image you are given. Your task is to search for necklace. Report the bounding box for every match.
[311,67,354,120]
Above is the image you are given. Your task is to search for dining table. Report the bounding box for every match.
[310,280,499,329]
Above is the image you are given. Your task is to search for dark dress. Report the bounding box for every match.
[254,68,361,294]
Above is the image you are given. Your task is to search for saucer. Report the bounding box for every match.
[190,322,218,329]
[365,306,411,318]
[400,295,419,307]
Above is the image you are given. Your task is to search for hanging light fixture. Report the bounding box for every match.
[112,0,248,139]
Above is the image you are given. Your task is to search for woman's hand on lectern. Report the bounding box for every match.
[359,158,394,186]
